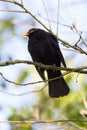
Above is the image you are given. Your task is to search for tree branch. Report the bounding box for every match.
[0,0,50,31]
[0,119,86,130]
[0,0,87,55]
[0,119,87,124]
[0,60,87,74]
[0,86,46,96]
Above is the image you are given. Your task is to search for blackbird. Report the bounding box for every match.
[22,28,70,98]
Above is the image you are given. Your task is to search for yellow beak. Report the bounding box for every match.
[21,33,29,37]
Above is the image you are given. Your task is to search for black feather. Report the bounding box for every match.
[27,28,70,98]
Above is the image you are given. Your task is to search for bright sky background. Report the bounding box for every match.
[0,0,87,130]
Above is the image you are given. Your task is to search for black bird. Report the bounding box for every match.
[22,28,70,98]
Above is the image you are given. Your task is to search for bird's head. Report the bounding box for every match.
[21,28,38,38]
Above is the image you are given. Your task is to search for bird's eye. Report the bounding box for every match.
[29,28,36,34]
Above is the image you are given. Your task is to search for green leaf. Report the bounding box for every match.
[16,69,29,84]
[0,38,4,45]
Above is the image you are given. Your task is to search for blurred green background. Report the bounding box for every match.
[0,0,87,130]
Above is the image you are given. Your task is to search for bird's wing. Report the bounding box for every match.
[29,54,46,81]
[31,56,46,81]
[35,66,46,81]
[49,34,66,67]
[28,39,46,80]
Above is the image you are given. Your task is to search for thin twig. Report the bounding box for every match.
[0,71,70,86]
[75,35,81,45]
[0,0,51,32]
[0,9,25,13]
[0,9,72,30]
[0,72,44,86]
[21,0,23,5]
[73,24,87,47]
[38,14,73,29]
[58,36,87,55]
[56,0,60,35]
[0,86,46,96]
[42,0,51,31]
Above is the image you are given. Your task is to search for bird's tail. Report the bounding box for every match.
[47,70,70,98]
